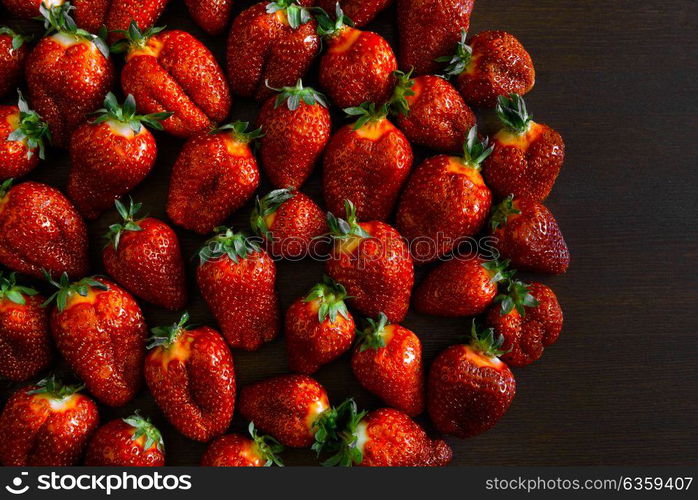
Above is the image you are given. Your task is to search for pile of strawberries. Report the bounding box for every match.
[0,0,569,467]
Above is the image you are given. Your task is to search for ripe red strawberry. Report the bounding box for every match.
[490,195,570,274]
[167,122,262,234]
[486,280,563,367]
[351,313,424,416]
[67,93,169,219]
[428,321,516,438]
[0,92,51,180]
[46,274,146,407]
[396,126,493,264]
[226,1,319,101]
[250,188,327,259]
[84,412,165,466]
[0,0,66,18]
[397,0,474,75]
[26,4,114,148]
[102,199,187,310]
[73,0,170,42]
[413,256,509,316]
[0,180,89,279]
[285,276,355,374]
[317,5,397,108]
[0,272,52,381]
[314,400,451,466]
[0,27,30,98]
[238,374,330,448]
[315,0,392,27]
[390,70,475,154]
[440,30,535,108]
[186,0,234,35]
[0,376,98,466]
[256,80,331,189]
[145,313,236,442]
[323,103,412,221]
[483,94,565,201]
[118,23,231,138]
[326,201,414,323]
[201,423,284,466]
[196,227,280,351]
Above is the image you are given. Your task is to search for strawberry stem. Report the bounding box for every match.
[92,92,171,133]
[356,313,389,352]
[388,69,416,117]
[343,102,389,130]
[496,94,533,135]
[312,398,367,466]
[110,21,165,54]
[435,29,472,77]
[42,272,109,312]
[123,410,165,452]
[198,227,261,265]
[213,121,264,143]
[147,312,190,350]
[6,91,51,160]
[460,125,493,169]
[468,319,508,358]
[250,188,296,238]
[489,195,521,231]
[268,79,328,110]
[495,279,539,316]
[104,198,145,250]
[266,1,313,30]
[28,375,84,400]
[0,271,38,306]
[315,3,354,37]
[0,26,32,51]
[249,422,285,466]
[39,3,110,58]
[326,200,370,240]
[303,275,350,323]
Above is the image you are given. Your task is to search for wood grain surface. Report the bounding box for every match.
[1,0,697,466]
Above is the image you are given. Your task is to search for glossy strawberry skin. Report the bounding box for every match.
[257,98,331,189]
[50,278,146,407]
[351,324,424,416]
[238,374,330,448]
[145,326,235,442]
[320,27,397,108]
[201,434,267,466]
[197,250,280,351]
[0,385,98,466]
[226,3,319,101]
[262,193,327,259]
[428,343,515,438]
[323,118,412,221]
[186,0,234,35]
[166,131,260,234]
[397,0,474,75]
[103,217,187,310]
[73,0,170,42]
[0,182,89,279]
[326,221,414,323]
[395,75,475,153]
[486,282,563,367]
[0,32,28,98]
[316,0,392,27]
[84,418,165,466]
[0,0,51,18]
[122,30,231,138]
[26,34,114,148]
[0,105,39,180]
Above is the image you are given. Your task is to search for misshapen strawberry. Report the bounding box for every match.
[315,0,392,27]
[46,274,146,407]
[72,0,170,42]
[145,313,236,442]
[0,376,98,466]
[84,412,165,466]
[0,180,89,279]
[103,199,187,310]
[186,0,234,35]
[0,27,30,98]
[201,423,284,466]
[197,227,280,351]
[167,122,262,234]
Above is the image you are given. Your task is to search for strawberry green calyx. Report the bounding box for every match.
[28,375,84,400]
[436,29,472,77]
[0,26,32,51]
[39,3,110,58]
[147,312,190,350]
[460,125,493,169]
[213,121,264,143]
[315,3,354,37]
[481,258,513,284]
[7,91,51,160]
[267,0,312,30]
[496,94,533,135]
[344,101,389,130]
[250,188,296,238]
[92,93,171,133]
[468,320,508,358]
[105,198,144,250]
[489,195,520,231]
[198,227,261,265]
[269,79,328,110]
[326,200,370,240]
[312,398,367,467]
[495,279,539,316]
[42,272,109,312]
[0,178,12,199]
[111,21,165,54]
[388,69,416,117]
[0,271,38,305]
[304,275,350,323]
[356,312,389,352]
[249,422,285,466]
[123,411,165,452]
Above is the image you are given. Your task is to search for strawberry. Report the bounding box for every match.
[256,80,331,189]
[396,126,493,264]
[196,227,280,351]
[102,199,187,310]
[0,376,98,466]
[185,0,234,35]
[315,0,392,27]
[0,272,52,381]
[486,280,562,367]
[67,93,170,219]
[167,122,262,234]
[238,374,330,448]
[317,5,397,108]
[285,275,355,374]
[0,0,65,18]
[84,412,165,466]
[226,1,319,101]
[314,400,451,466]
[490,195,570,274]
[0,180,89,279]
[390,70,475,154]
[250,188,327,259]
[0,26,30,98]
[26,4,114,148]
[482,94,565,201]
[439,30,535,108]
[201,423,284,466]
[72,0,170,42]
[46,274,146,407]
[117,23,231,138]
[413,256,509,317]
[397,0,474,75]
[323,103,412,221]
[145,313,236,442]
[0,92,51,181]
[326,201,414,323]
[351,313,424,416]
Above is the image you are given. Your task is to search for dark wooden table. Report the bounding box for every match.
[1,0,697,466]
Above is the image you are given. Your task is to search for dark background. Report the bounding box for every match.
[1,0,697,466]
